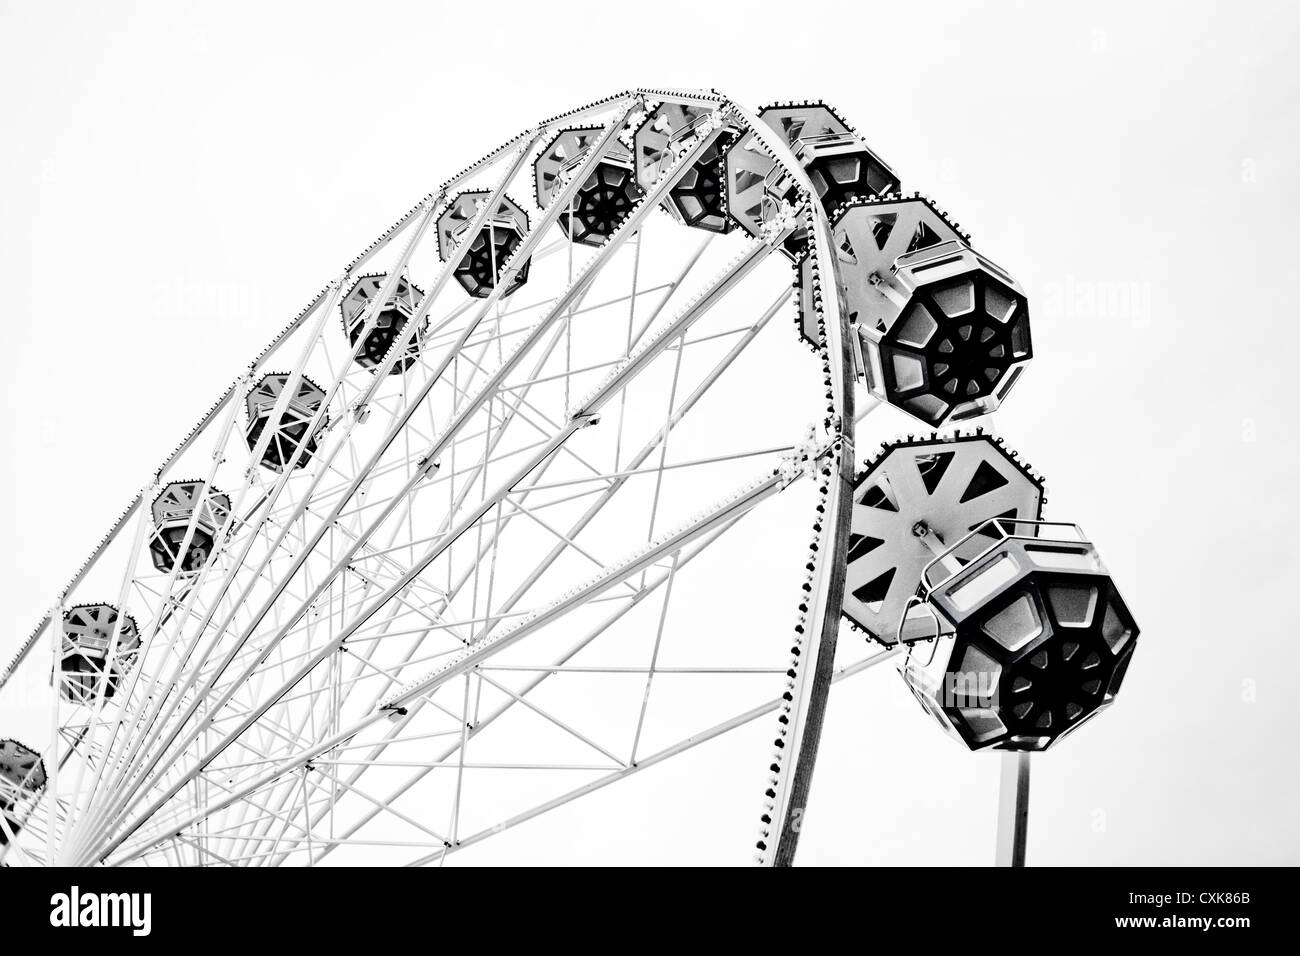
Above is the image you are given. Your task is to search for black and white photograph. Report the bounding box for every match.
[0,0,1294,933]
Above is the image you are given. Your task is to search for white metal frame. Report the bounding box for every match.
[0,89,862,869]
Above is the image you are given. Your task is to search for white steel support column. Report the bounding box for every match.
[996,751,1031,867]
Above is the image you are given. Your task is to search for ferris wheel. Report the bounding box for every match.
[0,89,1139,867]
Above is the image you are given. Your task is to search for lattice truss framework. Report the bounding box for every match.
[0,91,880,867]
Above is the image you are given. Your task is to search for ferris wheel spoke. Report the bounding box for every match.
[277,511,749,866]
[381,462,813,715]
[400,645,899,867]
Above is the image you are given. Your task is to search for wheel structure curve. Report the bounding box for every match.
[0,90,1139,868]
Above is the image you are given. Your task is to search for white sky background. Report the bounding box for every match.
[1,0,1297,865]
